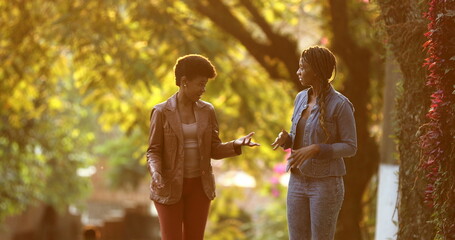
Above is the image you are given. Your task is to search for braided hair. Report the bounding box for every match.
[301,46,337,143]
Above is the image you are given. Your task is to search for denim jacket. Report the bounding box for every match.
[284,85,357,177]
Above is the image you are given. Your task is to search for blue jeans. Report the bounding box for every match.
[287,169,344,240]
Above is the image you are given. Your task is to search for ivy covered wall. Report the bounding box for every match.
[379,0,454,239]
[421,0,455,238]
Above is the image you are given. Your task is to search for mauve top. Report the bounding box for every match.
[182,122,201,178]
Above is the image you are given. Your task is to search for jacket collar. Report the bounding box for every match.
[314,84,335,102]
[165,92,208,111]
[163,92,210,146]
[302,85,335,111]
[307,84,334,97]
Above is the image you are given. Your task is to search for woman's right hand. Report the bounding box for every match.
[271,129,289,150]
[152,171,164,189]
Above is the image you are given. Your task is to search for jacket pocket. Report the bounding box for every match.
[208,173,216,199]
[209,173,216,190]
[201,171,216,199]
[151,170,174,198]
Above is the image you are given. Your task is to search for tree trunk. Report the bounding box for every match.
[325,1,380,239]
[377,0,435,239]
[333,48,379,240]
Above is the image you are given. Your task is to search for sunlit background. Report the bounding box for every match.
[0,0,388,239]
[2,0,454,240]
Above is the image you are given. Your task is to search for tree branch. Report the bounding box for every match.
[238,0,275,42]
[187,0,301,89]
[328,0,355,60]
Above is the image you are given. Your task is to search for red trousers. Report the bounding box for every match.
[154,177,211,240]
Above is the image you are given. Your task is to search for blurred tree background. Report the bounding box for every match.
[5,0,451,239]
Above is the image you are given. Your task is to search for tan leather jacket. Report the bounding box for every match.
[146,93,240,204]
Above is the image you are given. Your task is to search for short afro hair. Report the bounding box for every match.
[174,54,217,86]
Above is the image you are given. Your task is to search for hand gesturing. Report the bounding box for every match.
[234,132,260,147]
[271,130,289,150]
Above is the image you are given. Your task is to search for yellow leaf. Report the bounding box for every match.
[103,54,113,65]
[48,96,63,111]
[71,129,80,138]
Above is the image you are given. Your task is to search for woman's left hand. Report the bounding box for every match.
[288,144,320,168]
[234,132,260,147]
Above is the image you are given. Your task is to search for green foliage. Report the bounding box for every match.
[0,69,95,220]
[0,0,383,239]
[0,0,295,227]
[0,0,96,220]
[253,191,289,240]
[94,129,148,190]
[206,188,253,240]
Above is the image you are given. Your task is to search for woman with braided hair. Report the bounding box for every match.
[271,46,357,239]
